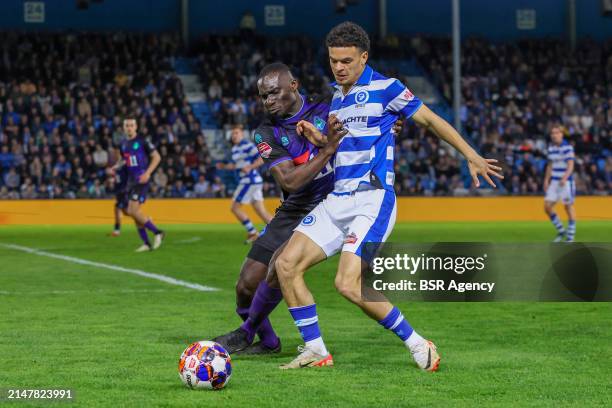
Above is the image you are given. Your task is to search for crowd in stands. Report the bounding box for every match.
[406,36,611,195]
[0,32,228,199]
[0,31,610,199]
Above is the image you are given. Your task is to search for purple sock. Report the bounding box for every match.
[240,281,282,348]
[137,228,150,246]
[144,220,161,235]
[236,306,249,322]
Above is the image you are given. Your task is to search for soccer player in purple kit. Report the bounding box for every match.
[212,63,403,355]
[110,115,165,252]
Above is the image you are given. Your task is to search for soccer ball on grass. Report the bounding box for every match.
[178,341,232,390]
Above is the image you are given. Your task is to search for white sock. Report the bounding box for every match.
[305,337,328,356]
[404,331,425,351]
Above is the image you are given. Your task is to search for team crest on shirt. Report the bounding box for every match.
[355,90,369,105]
[314,116,325,131]
[254,133,263,144]
[344,232,358,244]
[301,215,316,226]
[281,136,289,147]
[257,142,272,159]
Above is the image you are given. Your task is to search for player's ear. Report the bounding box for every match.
[290,79,298,91]
[360,51,368,67]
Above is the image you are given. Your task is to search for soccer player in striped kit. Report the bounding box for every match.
[275,22,503,371]
[543,125,577,242]
[218,125,273,243]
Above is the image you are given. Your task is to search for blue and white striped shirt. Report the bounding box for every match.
[231,139,263,184]
[547,141,574,181]
[329,65,422,193]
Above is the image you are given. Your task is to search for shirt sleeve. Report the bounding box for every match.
[384,79,423,118]
[253,125,292,168]
[563,146,575,161]
[143,138,158,156]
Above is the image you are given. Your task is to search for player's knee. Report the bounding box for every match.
[335,278,360,302]
[266,266,280,288]
[544,203,552,214]
[275,254,296,282]
[235,278,255,303]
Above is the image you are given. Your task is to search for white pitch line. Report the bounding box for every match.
[176,237,202,244]
[0,288,190,295]
[0,243,219,292]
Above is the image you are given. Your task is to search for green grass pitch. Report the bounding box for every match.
[1,221,611,407]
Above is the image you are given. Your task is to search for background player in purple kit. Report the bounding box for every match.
[110,115,165,252]
[213,63,402,354]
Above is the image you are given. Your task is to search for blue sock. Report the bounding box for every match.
[289,304,327,355]
[549,213,565,235]
[378,306,414,341]
[566,220,576,241]
[241,219,256,234]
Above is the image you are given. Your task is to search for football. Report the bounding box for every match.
[178,341,232,390]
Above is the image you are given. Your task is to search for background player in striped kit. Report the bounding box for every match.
[275,22,503,371]
[217,125,273,243]
[544,125,577,242]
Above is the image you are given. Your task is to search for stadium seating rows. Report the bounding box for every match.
[0,32,609,199]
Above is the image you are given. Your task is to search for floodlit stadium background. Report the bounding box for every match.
[0,0,609,223]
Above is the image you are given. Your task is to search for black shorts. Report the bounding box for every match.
[115,191,129,209]
[247,204,316,266]
[127,183,149,204]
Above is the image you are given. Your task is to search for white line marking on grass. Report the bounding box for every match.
[176,237,202,244]
[0,288,191,295]
[0,243,219,292]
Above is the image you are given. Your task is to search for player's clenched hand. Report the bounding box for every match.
[139,173,151,184]
[297,120,326,147]
[326,114,348,145]
[391,117,404,135]
[467,154,503,188]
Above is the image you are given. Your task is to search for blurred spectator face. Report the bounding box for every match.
[230,127,244,145]
[123,119,138,139]
[550,126,564,145]
[328,46,368,88]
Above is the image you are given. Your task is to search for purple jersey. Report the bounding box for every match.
[254,94,334,210]
[120,135,157,185]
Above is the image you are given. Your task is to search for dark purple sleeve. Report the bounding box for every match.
[254,125,292,168]
[143,138,158,156]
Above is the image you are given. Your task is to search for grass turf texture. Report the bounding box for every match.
[1,222,611,407]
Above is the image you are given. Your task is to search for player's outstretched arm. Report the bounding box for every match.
[411,104,503,188]
[108,158,125,175]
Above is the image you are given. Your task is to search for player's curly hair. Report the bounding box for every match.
[326,21,370,53]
